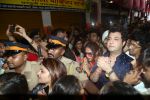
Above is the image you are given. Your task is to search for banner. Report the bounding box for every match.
[0,0,85,11]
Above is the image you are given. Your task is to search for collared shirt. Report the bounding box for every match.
[91,52,133,88]
[60,56,88,81]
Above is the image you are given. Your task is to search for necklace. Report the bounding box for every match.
[109,57,116,68]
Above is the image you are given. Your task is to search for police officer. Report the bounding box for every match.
[4,42,42,91]
[47,35,88,81]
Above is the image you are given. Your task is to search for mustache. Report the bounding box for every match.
[48,53,54,58]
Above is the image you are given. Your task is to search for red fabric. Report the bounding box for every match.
[114,0,146,11]
[27,53,38,61]
[122,0,133,9]
[133,0,140,10]
[85,22,91,31]
[140,0,146,11]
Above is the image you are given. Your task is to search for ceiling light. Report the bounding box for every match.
[109,1,114,3]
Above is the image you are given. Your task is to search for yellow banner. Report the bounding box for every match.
[0,0,85,10]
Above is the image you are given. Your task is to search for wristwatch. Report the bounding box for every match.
[105,70,114,78]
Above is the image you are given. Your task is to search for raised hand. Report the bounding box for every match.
[97,56,112,73]
[13,24,27,38]
[81,57,90,76]
[6,24,13,36]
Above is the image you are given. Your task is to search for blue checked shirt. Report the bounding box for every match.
[91,52,133,88]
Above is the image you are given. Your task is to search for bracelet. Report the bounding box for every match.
[105,70,114,78]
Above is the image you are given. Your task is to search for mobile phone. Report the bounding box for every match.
[37,45,42,57]
[9,24,16,33]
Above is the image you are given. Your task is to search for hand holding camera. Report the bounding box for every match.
[8,24,27,38]
[6,24,20,36]
[9,24,16,33]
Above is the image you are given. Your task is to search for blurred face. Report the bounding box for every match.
[7,52,27,69]
[107,32,125,53]
[40,41,48,50]
[85,47,94,62]
[48,47,65,59]
[128,40,141,57]
[74,30,79,36]
[57,32,68,41]
[33,35,42,45]
[90,32,98,42]
[37,66,51,84]
[57,32,66,39]
[75,41,82,50]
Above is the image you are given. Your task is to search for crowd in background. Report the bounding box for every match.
[0,20,150,99]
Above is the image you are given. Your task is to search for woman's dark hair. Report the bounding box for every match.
[100,81,140,95]
[0,72,28,94]
[84,42,101,56]
[52,75,81,95]
[129,29,146,51]
[72,37,84,56]
[42,58,67,86]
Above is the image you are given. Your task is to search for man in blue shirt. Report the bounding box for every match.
[90,26,133,88]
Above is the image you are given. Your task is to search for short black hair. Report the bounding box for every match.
[88,28,99,36]
[84,42,101,56]
[100,81,140,95]
[0,72,29,94]
[29,29,40,39]
[109,25,127,42]
[129,29,146,48]
[52,75,81,95]
[51,28,65,36]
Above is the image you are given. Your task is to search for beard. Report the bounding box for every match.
[48,53,54,58]
[8,63,15,69]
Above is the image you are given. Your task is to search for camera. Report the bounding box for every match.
[9,24,16,33]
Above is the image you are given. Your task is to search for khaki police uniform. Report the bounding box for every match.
[21,61,42,91]
[60,56,88,81]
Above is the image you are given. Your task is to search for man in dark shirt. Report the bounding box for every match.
[90,26,133,88]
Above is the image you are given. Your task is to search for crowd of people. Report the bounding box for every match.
[0,21,150,99]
